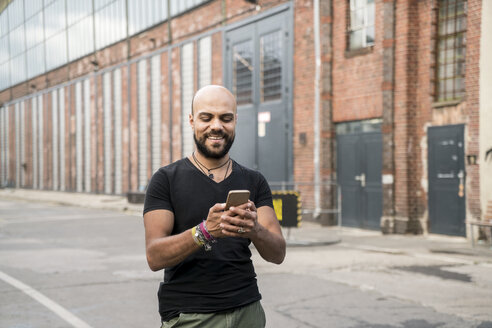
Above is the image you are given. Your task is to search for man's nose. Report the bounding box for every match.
[210,118,223,131]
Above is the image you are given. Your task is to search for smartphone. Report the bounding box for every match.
[225,190,250,210]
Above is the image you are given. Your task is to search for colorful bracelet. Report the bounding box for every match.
[191,226,204,246]
[191,221,216,251]
[199,221,215,242]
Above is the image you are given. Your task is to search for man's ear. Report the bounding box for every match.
[189,113,194,129]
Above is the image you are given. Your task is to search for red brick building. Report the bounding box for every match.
[0,0,486,237]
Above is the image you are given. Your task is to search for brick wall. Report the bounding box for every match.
[332,1,384,122]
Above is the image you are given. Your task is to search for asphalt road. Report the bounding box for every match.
[1,197,492,328]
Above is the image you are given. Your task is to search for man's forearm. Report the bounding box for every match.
[250,225,286,264]
[146,229,200,271]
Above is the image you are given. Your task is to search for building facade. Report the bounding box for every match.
[0,0,488,238]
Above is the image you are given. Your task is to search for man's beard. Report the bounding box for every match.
[194,131,235,159]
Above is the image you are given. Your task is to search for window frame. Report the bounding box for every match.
[434,0,467,103]
[347,0,375,51]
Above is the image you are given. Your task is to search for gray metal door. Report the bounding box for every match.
[337,131,383,230]
[428,125,466,236]
[225,9,291,182]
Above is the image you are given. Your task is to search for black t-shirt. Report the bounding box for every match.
[143,158,273,322]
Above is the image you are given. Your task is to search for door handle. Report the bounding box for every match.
[458,170,464,197]
[355,173,366,187]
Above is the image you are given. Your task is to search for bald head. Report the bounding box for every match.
[191,85,237,115]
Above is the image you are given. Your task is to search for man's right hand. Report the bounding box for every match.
[205,203,227,237]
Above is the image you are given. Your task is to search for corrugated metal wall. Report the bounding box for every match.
[0,34,212,194]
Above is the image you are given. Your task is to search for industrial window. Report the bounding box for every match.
[181,42,194,158]
[103,73,112,194]
[260,30,282,102]
[75,81,84,192]
[198,36,212,89]
[150,55,162,173]
[137,60,148,191]
[348,0,375,50]
[113,70,122,194]
[435,0,467,102]
[84,79,92,193]
[232,40,253,106]
[52,90,59,190]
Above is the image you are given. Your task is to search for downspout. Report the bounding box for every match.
[313,0,321,217]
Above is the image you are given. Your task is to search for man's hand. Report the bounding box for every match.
[219,201,259,238]
[204,203,228,238]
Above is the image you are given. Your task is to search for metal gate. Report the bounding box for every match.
[224,7,292,182]
[428,125,466,236]
[337,124,383,230]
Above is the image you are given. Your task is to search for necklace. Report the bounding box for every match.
[192,152,230,180]
[223,158,232,180]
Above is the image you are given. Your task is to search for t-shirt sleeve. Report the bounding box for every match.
[255,172,274,209]
[143,168,174,215]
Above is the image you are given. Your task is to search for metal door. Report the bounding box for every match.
[337,131,382,230]
[225,9,292,182]
[428,125,466,236]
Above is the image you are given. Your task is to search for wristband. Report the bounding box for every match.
[200,221,215,242]
[191,226,204,246]
[192,223,216,251]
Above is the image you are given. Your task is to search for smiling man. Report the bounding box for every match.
[143,85,286,328]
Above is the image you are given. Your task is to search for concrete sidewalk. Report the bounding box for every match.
[1,187,491,259]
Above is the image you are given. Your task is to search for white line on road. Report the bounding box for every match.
[0,270,94,328]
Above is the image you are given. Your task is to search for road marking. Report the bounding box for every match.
[0,270,94,328]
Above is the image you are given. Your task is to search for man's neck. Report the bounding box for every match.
[192,151,230,169]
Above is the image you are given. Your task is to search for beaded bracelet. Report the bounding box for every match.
[191,221,216,251]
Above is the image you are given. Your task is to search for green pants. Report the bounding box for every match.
[161,301,266,328]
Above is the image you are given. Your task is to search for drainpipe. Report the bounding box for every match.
[313,0,321,218]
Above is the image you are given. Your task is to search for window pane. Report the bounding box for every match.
[94,0,114,10]
[260,31,282,103]
[198,36,212,88]
[0,12,8,36]
[350,30,363,49]
[25,12,44,49]
[0,61,10,90]
[445,63,454,78]
[45,32,67,70]
[10,54,26,85]
[9,24,25,57]
[68,16,94,61]
[26,44,45,79]
[95,0,127,49]
[45,0,66,39]
[456,16,466,32]
[8,0,24,30]
[0,35,9,63]
[366,25,375,45]
[354,0,365,9]
[446,19,456,34]
[351,9,364,27]
[128,0,168,36]
[67,0,93,26]
[233,40,253,106]
[181,43,194,158]
[367,2,375,26]
[25,0,44,19]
